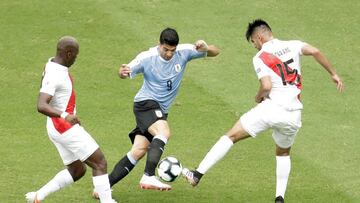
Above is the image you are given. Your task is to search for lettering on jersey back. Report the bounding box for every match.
[274,47,291,57]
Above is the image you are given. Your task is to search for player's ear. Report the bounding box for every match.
[66,51,72,58]
[256,33,262,41]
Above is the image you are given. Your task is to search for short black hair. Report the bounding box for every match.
[159,27,179,46]
[245,19,272,42]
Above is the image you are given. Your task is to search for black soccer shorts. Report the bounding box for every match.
[128,100,168,144]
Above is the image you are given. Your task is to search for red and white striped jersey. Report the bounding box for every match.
[253,39,307,110]
[40,58,76,134]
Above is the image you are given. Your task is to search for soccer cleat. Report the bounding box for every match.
[25,192,41,203]
[181,168,200,187]
[139,174,171,191]
[275,196,284,203]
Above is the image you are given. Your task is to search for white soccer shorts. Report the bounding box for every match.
[240,99,302,148]
[47,123,99,165]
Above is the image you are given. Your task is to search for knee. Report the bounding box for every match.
[227,132,247,143]
[226,122,250,143]
[163,132,171,140]
[68,163,87,181]
[89,153,108,172]
[276,146,291,156]
[131,147,147,161]
[227,134,238,143]
[95,156,108,171]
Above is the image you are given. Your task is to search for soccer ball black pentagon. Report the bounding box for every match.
[157,156,182,182]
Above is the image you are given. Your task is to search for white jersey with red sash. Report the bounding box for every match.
[253,39,306,110]
[40,58,76,134]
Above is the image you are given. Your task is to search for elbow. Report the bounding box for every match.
[212,47,220,56]
[265,83,272,91]
[263,84,272,96]
[37,103,45,114]
[208,51,220,57]
[263,82,272,92]
[264,87,271,96]
[309,47,321,56]
[207,46,220,57]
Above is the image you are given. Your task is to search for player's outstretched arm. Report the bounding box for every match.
[302,44,344,92]
[194,40,219,57]
[118,64,132,79]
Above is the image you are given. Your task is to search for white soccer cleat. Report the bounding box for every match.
[139,174,171,191]
[181,168,199,187]
[25,192,41,203]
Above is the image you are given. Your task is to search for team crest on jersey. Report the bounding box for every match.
[175,64,182,72]
[155,110,163,118]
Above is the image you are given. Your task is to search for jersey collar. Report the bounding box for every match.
[47,57,69,72]
[263,38,279,49]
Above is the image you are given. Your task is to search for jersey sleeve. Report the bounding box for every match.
[290,40,307,56]
[253,56,270,80]
[39,72,57,96]
[178,44,207,61]
[128,52,145,79]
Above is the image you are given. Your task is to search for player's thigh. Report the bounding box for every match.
[131,135,151,160]
[48,135,75,165]
[226,119,251,143]
[148,120,170,138]
[51,124,99,164]
[134,100,167,131]
[239,100,272,138]
[272,110,301,149]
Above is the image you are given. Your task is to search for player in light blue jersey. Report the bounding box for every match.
[109,28,219,191]
[128,42,206,113]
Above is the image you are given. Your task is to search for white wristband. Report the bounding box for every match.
[60,112,69,119]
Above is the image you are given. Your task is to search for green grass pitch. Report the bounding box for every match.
[0,0,359,202]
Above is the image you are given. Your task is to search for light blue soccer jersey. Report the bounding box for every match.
[128,44,207,113]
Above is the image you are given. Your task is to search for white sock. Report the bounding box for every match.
[127,151,137,165]
[276,156,291,198]
[154,134,168,144]
[197,135,233,174]
[36,169,74,200]
[93,174,113,202]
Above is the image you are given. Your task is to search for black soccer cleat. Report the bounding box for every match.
[275,196,284,203]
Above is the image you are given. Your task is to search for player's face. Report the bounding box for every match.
[67,48,79,67]
[250,34,262,50]
[159,44,177,61]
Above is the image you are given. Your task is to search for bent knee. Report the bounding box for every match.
[68,163,87,181]
[93,156,108,171]
[131,147,147,161]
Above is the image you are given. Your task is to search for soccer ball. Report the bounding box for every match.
[157,156,182,182]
